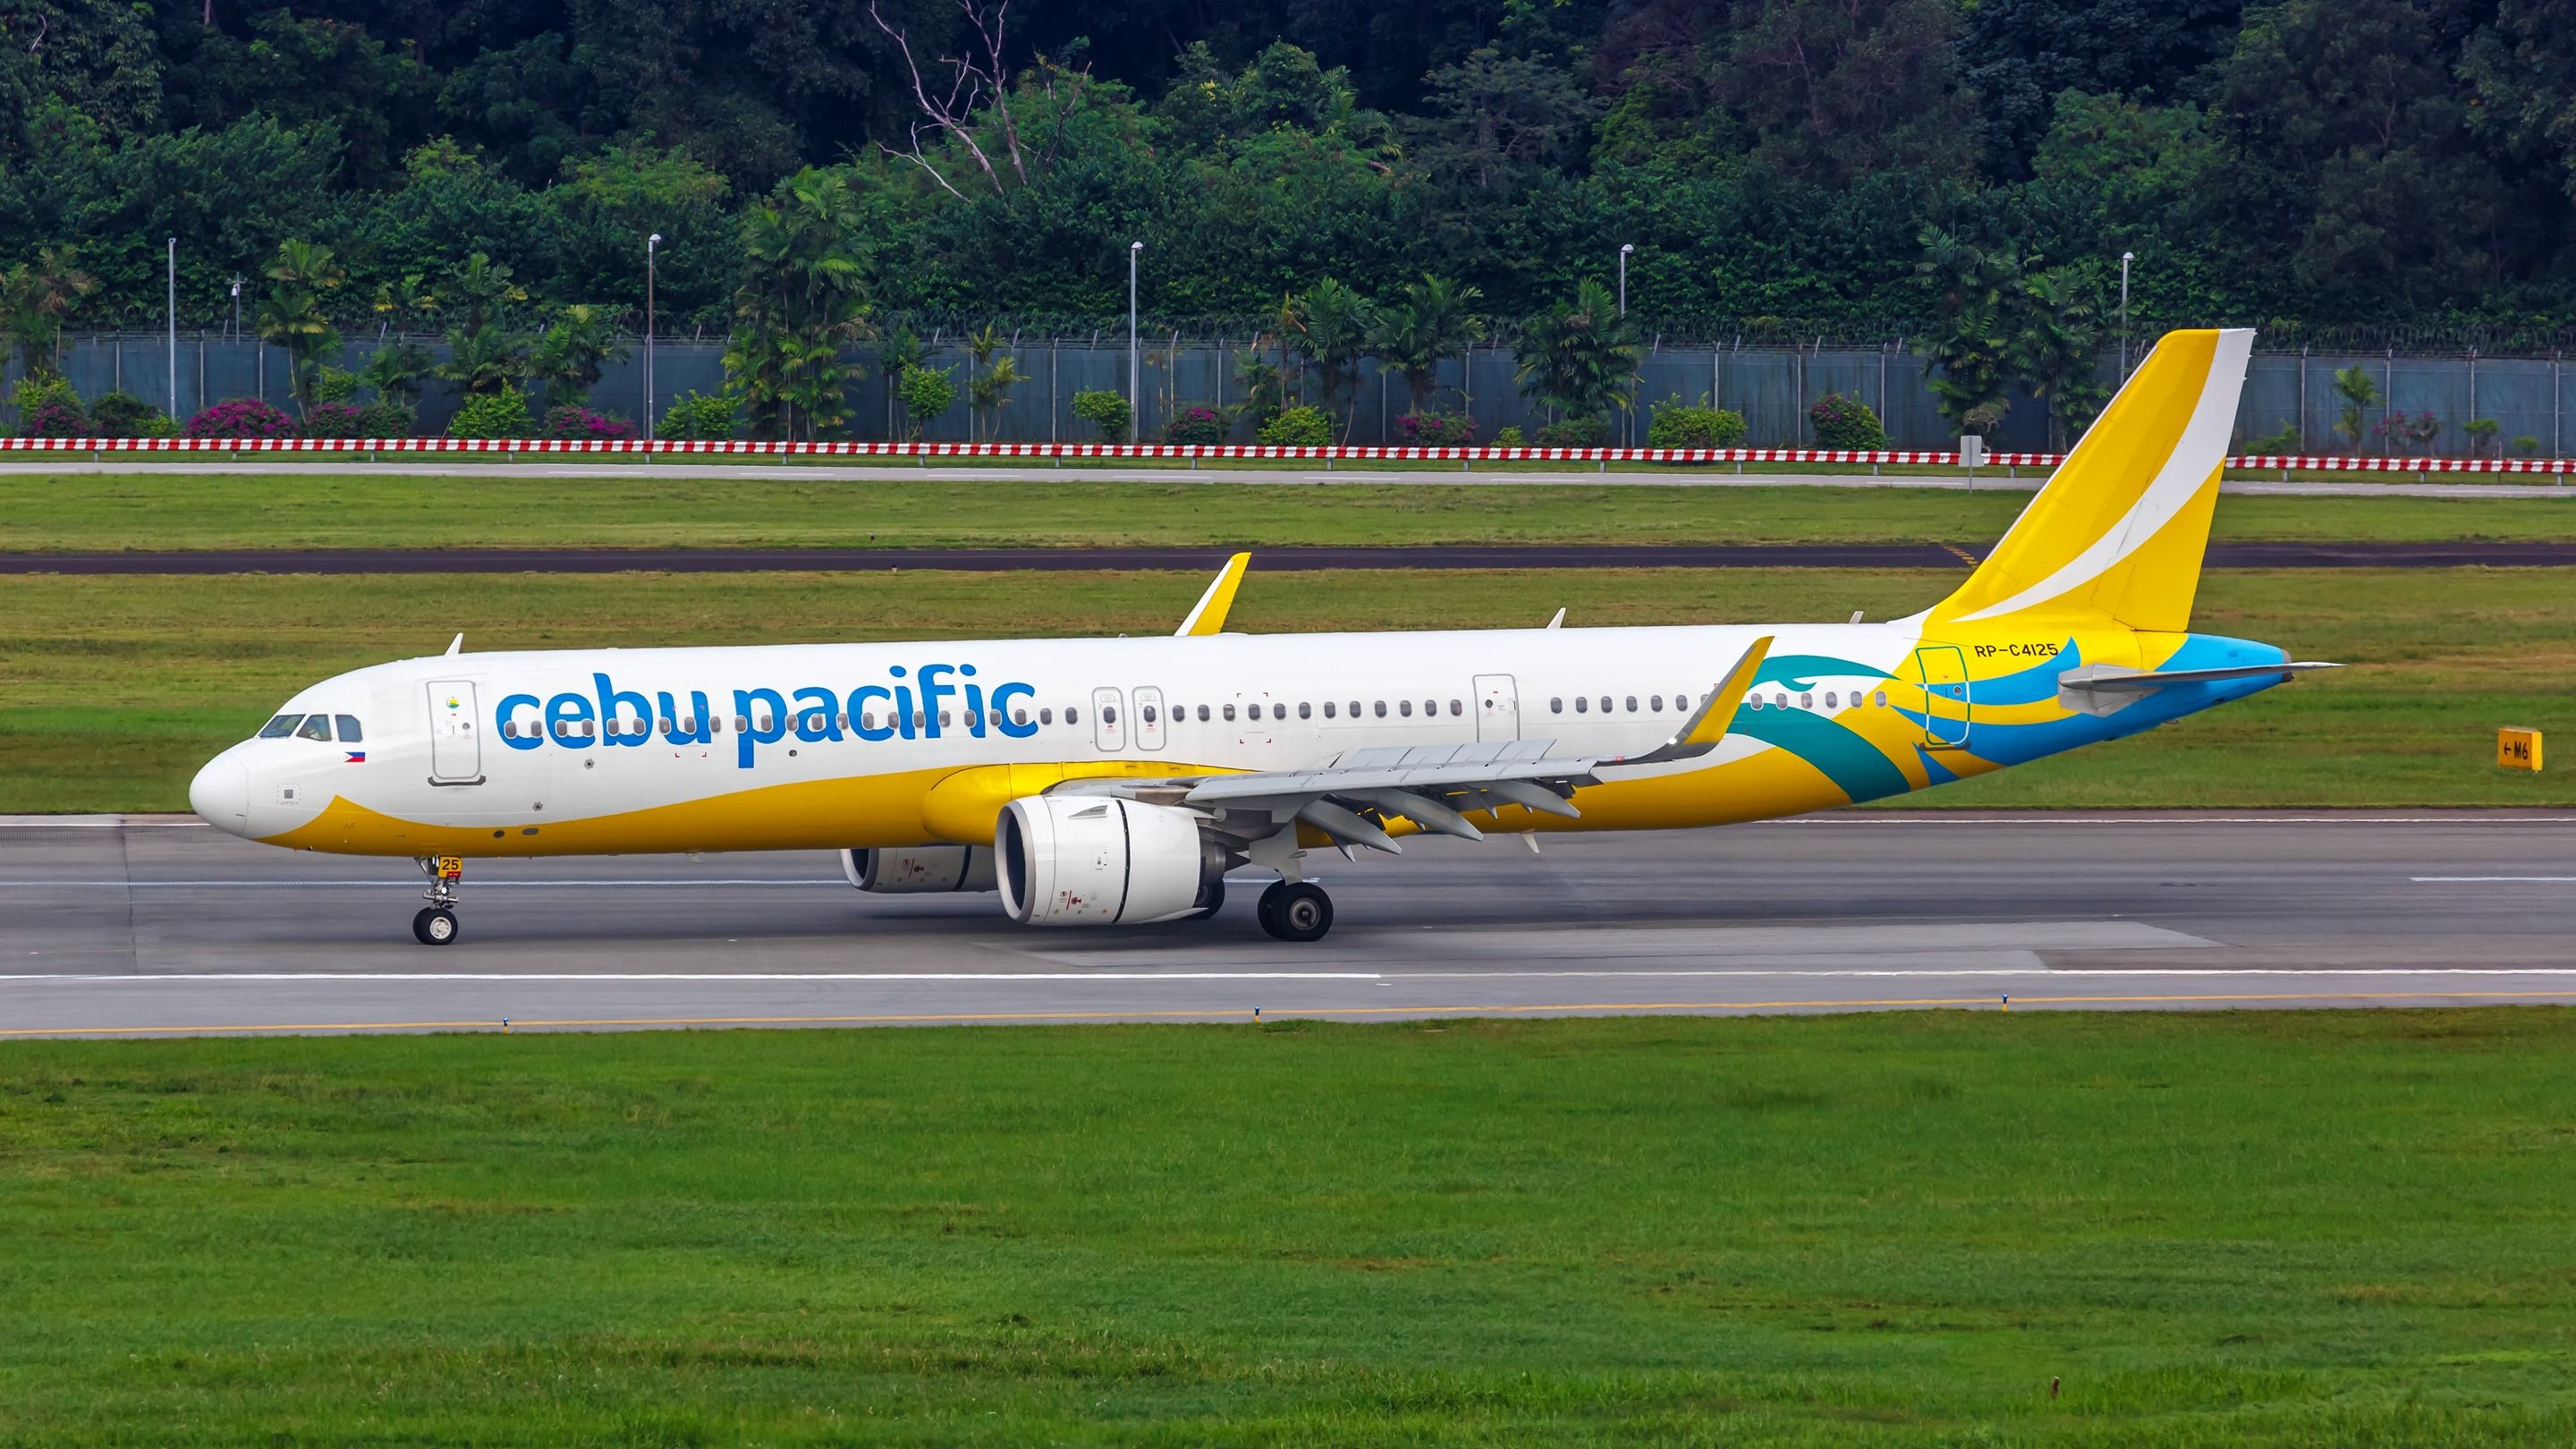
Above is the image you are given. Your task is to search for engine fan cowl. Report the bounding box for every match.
[996,795,1228,926]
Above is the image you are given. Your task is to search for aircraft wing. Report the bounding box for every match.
[1055,637,1771,854]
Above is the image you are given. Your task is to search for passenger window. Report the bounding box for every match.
[296,715,334,741]
[1223,703,1236,721]
[1875,690,1888,707]
[1197,704,1211,722]
[1824,692,1838,709]
[1649,695,1663,712]
[1298,702,1311,719]
[1574,697,1589,713]
[1374,701,1387,717]
[1066,708,1080,725]
[258,714,302,739]
[1323,701,1337,718]
[1422,699,1435,716]
[1274,703,1287,720]
[1598,697,1612,714]
[1551,698,1563,713]
[502,722,518,738]
[1013,708,1029,725]
[1450,699,1462,716]
[911,712,926,731]
[1624,696,1638,713]
[1399,699,1412,717]
[335,715,363,741]
[1143,705,1157,724]
[1349,700,1361,717]
[1040,708,1055,724]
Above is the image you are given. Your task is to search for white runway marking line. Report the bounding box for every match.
[0,879,852,888]
[2411,876,2576,883]
[12,967,2576,986]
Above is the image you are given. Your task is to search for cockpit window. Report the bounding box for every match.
[335,715,363,742]
[295,716,335,741]
[258,715,303,739]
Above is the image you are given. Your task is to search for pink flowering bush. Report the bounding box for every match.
[1163,404,1226,445]
[539,404,638,441]
[299,402,370,437]
[186,398,298,439]
[1396,411,1477,445]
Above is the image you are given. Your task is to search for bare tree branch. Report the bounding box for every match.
[869,0,1008,197]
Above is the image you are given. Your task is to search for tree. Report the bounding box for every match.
[1409,47,1601,189]
[446,252,528,334]
[2330,365,2383,451]
[1513,280,1644,428]
[529,304,628,406]
[255,240,347,413]
[0,246,97,377]
[1367,275,1486,414]
[2010,266,2106,449]
[962,325,1024,442]
[722,168,872,441]
[1915,228,2026,436]
[869,0,1100,199]
[437,324,531,398]
[1279,280,1377,438]
[1717,0,1980,183]
[357,340,436,405]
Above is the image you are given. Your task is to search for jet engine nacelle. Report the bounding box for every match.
[996,795,1230,926]
[841,845,997,894]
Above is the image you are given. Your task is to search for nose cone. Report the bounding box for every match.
[189,751,250,835]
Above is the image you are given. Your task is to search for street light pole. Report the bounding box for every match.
[166,238,178,419]
[645,233,662,436]
[2119,250,2134,379]
[229,275,243,341]
[1619,242,1634,445]
[1128,241,1144,445]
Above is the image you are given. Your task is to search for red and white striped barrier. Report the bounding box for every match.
[0,436,2566,472]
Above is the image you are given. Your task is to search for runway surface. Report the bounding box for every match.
[8,540,2573,574]
[4,813,2572,1038]
[4,459,2571,497]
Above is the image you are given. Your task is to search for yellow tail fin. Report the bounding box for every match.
[1930,328,2252,632]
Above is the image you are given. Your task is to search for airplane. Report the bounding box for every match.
[190,328,2332,945]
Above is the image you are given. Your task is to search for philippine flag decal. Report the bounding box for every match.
[344,750,367,764]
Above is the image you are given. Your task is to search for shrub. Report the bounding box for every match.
[1070,388,1131,441]
[540,404,637,442]
[1534,415,1607,446]
[1647,394,1748,447]
[313,367,360,405]
[2462,418,2500,458]
[446,390,534,438]
[185,398,297,439]
[654,390,738,441]
[1491,425,1524,447]
[897,365,956,436]
[354,400,415,437]
[300,402,371,437]
[1397,411,1476,445]
[1256,404,1332,446]
[2242,424,2301,455]
[1807,392,1886,450]
[88,391,179,438]
[1164,404,1226,445]
[2513,435,2541,456]
[13,375,88,436]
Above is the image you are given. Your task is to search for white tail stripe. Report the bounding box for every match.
[1957,330,2253,623]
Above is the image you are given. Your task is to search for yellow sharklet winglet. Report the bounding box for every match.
[1175,551,1251,636]
[1607,634,1773,766]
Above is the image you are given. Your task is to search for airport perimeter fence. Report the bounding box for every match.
[15,332,2576,460]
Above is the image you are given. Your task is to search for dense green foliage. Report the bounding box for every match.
[3,1,2572,340]
[6,1012,2576,1441]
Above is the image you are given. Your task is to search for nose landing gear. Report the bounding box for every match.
[412,855,463,945]
[1256,880,1334,943]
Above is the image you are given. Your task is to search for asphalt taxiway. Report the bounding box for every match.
[4,812,2571,1038]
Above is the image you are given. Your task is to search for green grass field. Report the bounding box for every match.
[3,566,2566,812]
[7,1012,2575,1445]
[3,474,2572,551]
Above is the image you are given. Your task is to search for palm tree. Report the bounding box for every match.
[1367,274,1485,414]
[528,305,629,408]
[1914,227,2022,436]
[447,253,528,334]
[436,324,531,397]
[356,340,436,405]
[256,241,346,413]
[722,167,873,441]
[963,324,1025,442]
[1513,279,1643,429]
[0,246,100,377]
[1279,279,1377,439]
[2011,266,2106,449]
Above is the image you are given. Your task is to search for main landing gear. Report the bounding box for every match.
[1256,880,1334,943]
[412,855,462,945]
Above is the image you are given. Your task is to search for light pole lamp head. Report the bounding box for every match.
[1131,241,1144,252]
[2122,250,2134,263]
[1621,243,1634,255]
[648,233,663,250]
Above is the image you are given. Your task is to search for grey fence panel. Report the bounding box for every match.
[17,333,2575,459]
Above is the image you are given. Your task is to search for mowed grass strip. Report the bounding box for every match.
[1,566,2567,813]
[4,473,2573,551]
[5,1012,2575,1445]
